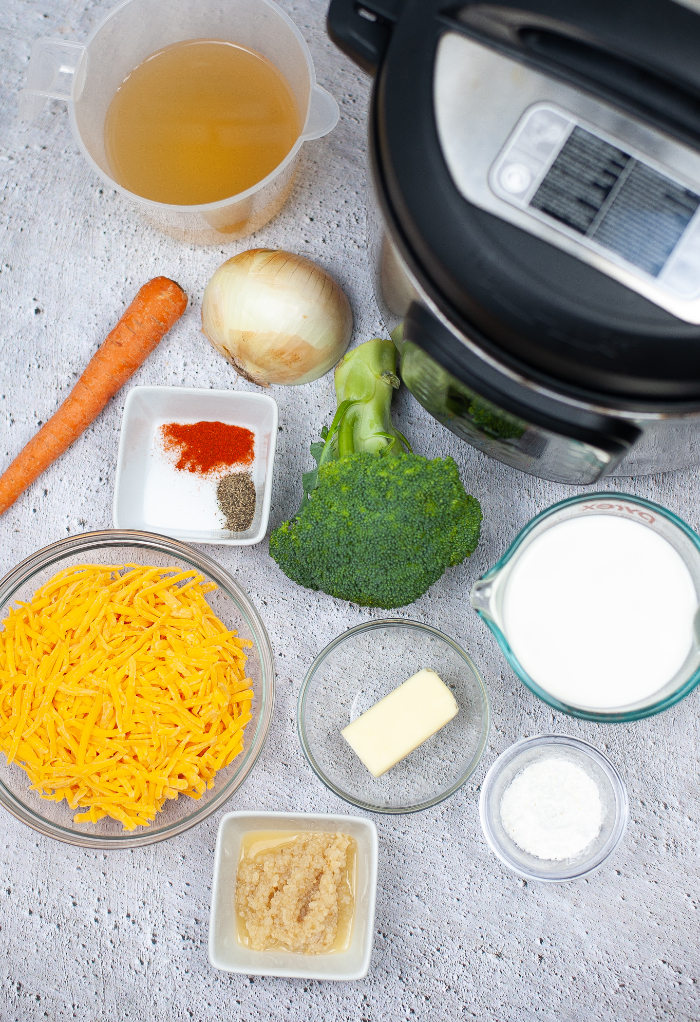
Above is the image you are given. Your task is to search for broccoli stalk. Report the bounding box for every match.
[300,339,411,510]
[331,337,409,458]
[270,339,482,609]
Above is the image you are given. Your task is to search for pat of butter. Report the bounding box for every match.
[341,669,458,777]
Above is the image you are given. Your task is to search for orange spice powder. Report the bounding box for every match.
[160,420,255,474]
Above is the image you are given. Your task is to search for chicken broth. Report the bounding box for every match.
[104,39,300,205]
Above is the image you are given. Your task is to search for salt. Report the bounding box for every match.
[142,422,225,531]
[499,757,603,860]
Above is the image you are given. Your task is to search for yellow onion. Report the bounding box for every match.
[201,249,353,386]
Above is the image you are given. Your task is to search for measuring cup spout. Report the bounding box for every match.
[19,38,86,121]
[301,85,339,141]
[470,578,495,619]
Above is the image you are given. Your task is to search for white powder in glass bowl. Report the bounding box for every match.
[499,757,603,860]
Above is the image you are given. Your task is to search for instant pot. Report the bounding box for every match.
[327,0,700,482]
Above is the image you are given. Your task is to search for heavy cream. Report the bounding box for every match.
[501,513,698,709]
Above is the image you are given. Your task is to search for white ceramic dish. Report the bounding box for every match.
[113,386,277,545]
[209,810,378,980]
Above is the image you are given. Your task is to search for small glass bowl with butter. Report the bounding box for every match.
[479,735,629,882]
[297,619,490,813]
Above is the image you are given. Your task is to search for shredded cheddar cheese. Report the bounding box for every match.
[0,564,254,830]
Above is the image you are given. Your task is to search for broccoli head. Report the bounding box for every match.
[269,338,482,609]
[270,450,481,607]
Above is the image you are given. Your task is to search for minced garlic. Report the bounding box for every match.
[236,831,354,954]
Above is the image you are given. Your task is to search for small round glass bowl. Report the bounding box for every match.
[297,619,490,814]
[479,735,629,882]
[0,530,275,848]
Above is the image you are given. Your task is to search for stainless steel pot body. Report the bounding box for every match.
[368,185,700,483]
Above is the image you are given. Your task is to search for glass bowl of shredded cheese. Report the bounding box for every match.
[0,530,274,847]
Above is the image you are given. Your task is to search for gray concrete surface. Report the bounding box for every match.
[1,2,699,1019]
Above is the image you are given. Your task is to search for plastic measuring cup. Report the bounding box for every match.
[19,0,339,244]
[470,493,700,722]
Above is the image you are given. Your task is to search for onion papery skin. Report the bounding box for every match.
[201,249,353,386]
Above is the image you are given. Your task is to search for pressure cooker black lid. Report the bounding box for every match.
[330,0,700,401]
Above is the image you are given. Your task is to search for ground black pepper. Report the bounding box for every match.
[217,472,256,531]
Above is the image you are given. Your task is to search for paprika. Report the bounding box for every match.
[160,420,255,474]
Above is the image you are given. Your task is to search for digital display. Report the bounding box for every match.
[530,126,700,277]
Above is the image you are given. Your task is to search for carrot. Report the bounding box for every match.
[0,276,187,516]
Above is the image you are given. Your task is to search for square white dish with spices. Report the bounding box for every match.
[208,810,378,980]
[113,386,277,545]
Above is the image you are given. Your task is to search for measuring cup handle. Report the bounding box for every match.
[301,85,340,141]
[18,38,86,121]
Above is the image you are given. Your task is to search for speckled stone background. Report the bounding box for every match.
[1,2,700,1019]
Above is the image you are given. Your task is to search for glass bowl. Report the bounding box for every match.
[479,735,629,882]
[297,619,490,814]
[0,530,275,848]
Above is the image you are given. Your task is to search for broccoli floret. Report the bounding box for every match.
[269,338,482,609]
[271,451,481,607]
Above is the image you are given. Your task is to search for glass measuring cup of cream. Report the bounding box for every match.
[471,493,700,721]
[19,0,338,244]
